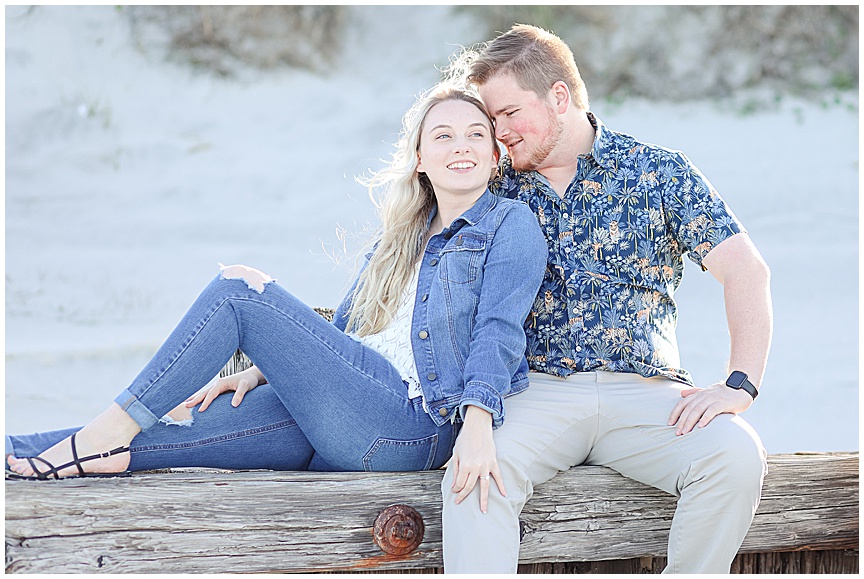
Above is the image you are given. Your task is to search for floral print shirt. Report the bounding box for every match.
[491,113,744,386]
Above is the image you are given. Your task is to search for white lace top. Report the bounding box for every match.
[349,262,423,400]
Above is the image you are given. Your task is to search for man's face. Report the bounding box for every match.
[479,72,563,172]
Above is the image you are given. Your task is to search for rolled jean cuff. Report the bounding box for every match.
[5,434,14,456]
[114,389,160,431]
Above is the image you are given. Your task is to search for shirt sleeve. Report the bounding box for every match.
[660,151,746,268]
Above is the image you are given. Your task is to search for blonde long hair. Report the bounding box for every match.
[346,84,495,337]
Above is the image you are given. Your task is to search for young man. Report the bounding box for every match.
[441,25,772,573]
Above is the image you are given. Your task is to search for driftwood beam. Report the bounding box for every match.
[5,452,858,573]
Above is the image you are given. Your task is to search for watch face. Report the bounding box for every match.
[727,370,747,388]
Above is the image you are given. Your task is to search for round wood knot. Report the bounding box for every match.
[373,504,425,555]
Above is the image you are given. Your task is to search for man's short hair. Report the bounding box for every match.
[468,24,590,110]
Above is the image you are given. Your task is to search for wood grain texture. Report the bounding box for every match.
[5,453,857,573]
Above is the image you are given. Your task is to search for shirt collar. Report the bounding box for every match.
[585,112,618,171]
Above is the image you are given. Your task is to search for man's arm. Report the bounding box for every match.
[668,232,773,435]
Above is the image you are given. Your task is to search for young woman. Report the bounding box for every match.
[6,83,547,503]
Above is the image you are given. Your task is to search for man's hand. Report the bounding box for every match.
[668,383,753,435]
[450,406,506,513]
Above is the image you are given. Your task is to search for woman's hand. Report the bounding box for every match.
[450,406,506,513]
[185,366,266,412]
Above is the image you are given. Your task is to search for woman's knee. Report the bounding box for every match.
[218,263,274,294]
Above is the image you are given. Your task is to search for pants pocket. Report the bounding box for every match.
[362,434,438,472]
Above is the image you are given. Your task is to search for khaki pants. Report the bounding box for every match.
[442,371,767,573]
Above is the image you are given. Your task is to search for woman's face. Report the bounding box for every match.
[416,99,496,199]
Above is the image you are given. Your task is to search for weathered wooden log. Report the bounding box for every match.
[5,452,857,573]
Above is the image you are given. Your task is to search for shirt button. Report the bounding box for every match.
[439,407,449,417]
[455,237,464,246]
[576,346,582,352]
[427,372,437,381]
[430,258,439,266]
[421,294,428,302]
[418,330,429,339]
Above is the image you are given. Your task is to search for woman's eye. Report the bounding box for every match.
[470,131,485,138]
[506,110,518,117]
[435,133,451,140]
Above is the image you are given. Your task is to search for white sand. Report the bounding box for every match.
[5,6,859,453]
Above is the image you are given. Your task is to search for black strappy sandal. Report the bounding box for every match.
[5,432,131,480]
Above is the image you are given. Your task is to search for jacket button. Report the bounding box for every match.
[429,258,438,266]
[427,372,437,381]
[438,408,448,417]
[418,330,428,339]
[455,237,464,246]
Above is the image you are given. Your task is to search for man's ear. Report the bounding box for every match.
[550,81,571,114]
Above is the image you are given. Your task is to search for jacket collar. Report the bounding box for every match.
[425,188,496,230]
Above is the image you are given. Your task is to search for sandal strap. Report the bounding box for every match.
[71,432,84,477]
[26,455,61,480]
[74,445,131,464]
[30,433,131,479]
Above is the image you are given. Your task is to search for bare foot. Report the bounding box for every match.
[7,403,140,478]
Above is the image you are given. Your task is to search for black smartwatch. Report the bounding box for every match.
[725,370,758,400]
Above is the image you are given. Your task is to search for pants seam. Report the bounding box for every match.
[522,414,598,480]
[130,418,299,452]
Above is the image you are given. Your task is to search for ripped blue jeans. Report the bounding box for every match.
[6,271,456,472]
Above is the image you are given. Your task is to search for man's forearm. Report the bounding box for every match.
[721,255,773,389]
[702,232,773,390]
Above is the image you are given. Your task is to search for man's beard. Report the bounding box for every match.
[511,106,564,172]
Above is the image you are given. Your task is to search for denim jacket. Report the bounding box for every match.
[333,189,547,428]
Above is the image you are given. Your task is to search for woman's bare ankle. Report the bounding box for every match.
[82,402,142,448]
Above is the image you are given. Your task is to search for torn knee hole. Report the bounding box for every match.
[162,405,194,426]
[219,263,275,294]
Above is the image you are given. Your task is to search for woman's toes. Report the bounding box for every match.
[7,456,31,476]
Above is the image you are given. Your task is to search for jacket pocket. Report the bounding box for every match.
[362,433,439,472]
[438,236,486,285]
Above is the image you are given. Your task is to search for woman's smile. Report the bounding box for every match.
[447,160,477,172]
